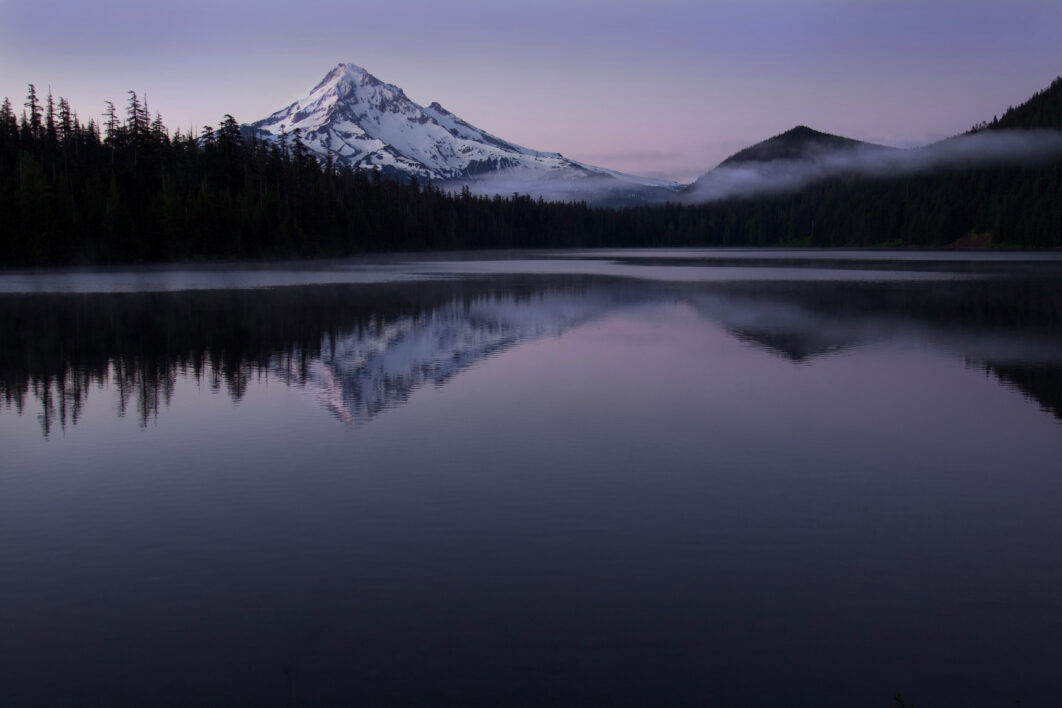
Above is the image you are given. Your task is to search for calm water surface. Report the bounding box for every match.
[2,250,1061,706]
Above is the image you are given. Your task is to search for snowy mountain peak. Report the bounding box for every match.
[246,63,681,203]
[312,62,372,91]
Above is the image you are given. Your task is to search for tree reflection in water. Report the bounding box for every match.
[3,273,1061,436]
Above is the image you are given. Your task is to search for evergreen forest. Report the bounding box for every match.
[1,78,1060,266]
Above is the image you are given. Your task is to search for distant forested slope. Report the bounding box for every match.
[980,76,1062,131]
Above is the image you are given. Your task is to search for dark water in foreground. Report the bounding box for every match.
[2,251,1061,707]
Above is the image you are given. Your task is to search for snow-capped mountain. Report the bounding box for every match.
[246,63,679,204]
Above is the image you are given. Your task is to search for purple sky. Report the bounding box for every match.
[3,0,1061,182]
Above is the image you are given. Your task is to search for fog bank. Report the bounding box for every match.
[684,129,1062,203]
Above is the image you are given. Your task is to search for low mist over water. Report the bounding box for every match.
[2,251,1061,707]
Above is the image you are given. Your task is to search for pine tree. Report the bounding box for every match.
[126,91,143,140]
[277,126,288,160]
[151,112,167,143]
[24,84,42,139]
[0,97,16,145]
[218,114,241,147]
[45,88,56,144]
[57,97,73,142]
[102,101,121,144]
[292,127,308,167]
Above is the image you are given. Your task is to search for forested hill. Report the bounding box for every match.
[1,79,1061,266]
[717,126,879,167]
[977,76,1062,132]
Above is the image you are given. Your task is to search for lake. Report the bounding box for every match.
[2,250,1061,707]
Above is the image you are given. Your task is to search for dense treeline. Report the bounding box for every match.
[1,82,1061,265]
[972,76,1062,132]
[0,277,595,434]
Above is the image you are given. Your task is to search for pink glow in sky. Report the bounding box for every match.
[2,0,1061,182]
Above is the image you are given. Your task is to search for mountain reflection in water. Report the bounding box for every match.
[2,272,1061,436]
